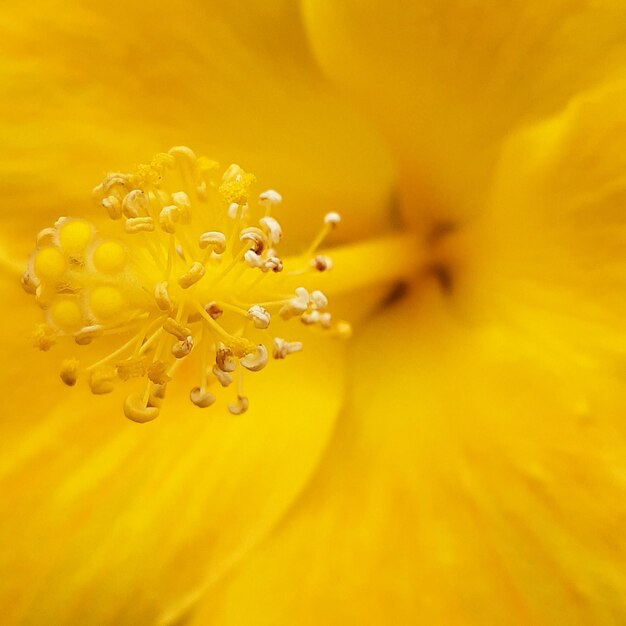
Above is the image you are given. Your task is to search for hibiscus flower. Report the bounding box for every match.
[2,1,626,625]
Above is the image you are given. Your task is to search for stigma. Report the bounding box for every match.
[23,147,350,422]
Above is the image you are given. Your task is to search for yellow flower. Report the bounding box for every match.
[2,2,626,626]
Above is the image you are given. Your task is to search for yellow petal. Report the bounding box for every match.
[302,0,626,221]
[0,268,347,624]
[0,0,393,259]
[187,287,626,625]
[469,79,626,372]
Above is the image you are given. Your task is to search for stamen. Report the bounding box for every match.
[23,147,379,421]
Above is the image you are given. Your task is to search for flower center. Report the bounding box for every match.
[22,147,351,422]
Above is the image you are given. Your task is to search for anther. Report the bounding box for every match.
[273,337,303,359]
[36,227,56,248]
[240,344,268,372]
[205,302,223,320]
[75,324,104,346]
[33,324,56,351]
[301,310,321,325]
[333,321,353,339]
[178,261,205,288]
[154,282,173,312]
[247,305,271,329]
[190,387,216,408]
[216,347,236,372]
[311,255,333,272]
[149,383,167,408]
[240,227,265,253]
[21,269,38,295]
[212,364,233,387]
[147,361,172,385]
[172,336,194,358]
[101,196,122,219]
[199,231,227,254]
[125,216,155,234]
[228,395,249,415]
[171,191,191,222]
[258,189,282,208]
[159,205,180,233]
[122,189,149,218]
[89,366,116,394]
[60,358,80,386]
[124,393,160,423]
[324,212,341,227]
[259,217,282,245]
[244,250,264,269]
[310,290,329,309]
[319,312,332,329]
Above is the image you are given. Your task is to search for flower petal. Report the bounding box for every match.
[186,287,626,625]
[0,0,393,258]
[302,0,626,219]
[470,79,626,373]
[0,269,347,625]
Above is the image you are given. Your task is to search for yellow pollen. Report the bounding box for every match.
[33,247,66,282]
[24,146,357,422]
[50,299,83,330]
[58,219,92,255]
[92,240,127,274]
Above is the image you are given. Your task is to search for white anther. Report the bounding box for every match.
[273,337,304,359]
[240,344,268,372]
[216,347,236,372]
[154,281,173,312]
[178,261,205,288]
[279,287,309,319]
[169,145,197,165]
[205,302,223,320]
[36,227,57,248]
[93,173,131,205]
[163,317,192,341]
[212,364,233,387]
[244,249,264,269]
[258,189,282,208]
[259,216,283,245]
[199,231,226,254]
[74,324,104,346]
[171,191,191,209]
[101,195,122,219]
[122,189,149,218]
[310,290,329,310]
[223,163,244,181]
[228,395,249,415]
[190,387,216,408]
[159,205,180,234]
[172,336,194,358]
[247,305,271,329]
[319,312,332,329]
[240,227,266,253]
[125,216,155,234]
[263,255,283,273]
[295,287,309,301]
[301,310,321,325]
[324,212,341,227]
[21,269,39,294]
[311,255,333,272]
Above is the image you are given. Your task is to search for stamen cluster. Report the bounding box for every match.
[23,147,349,422]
